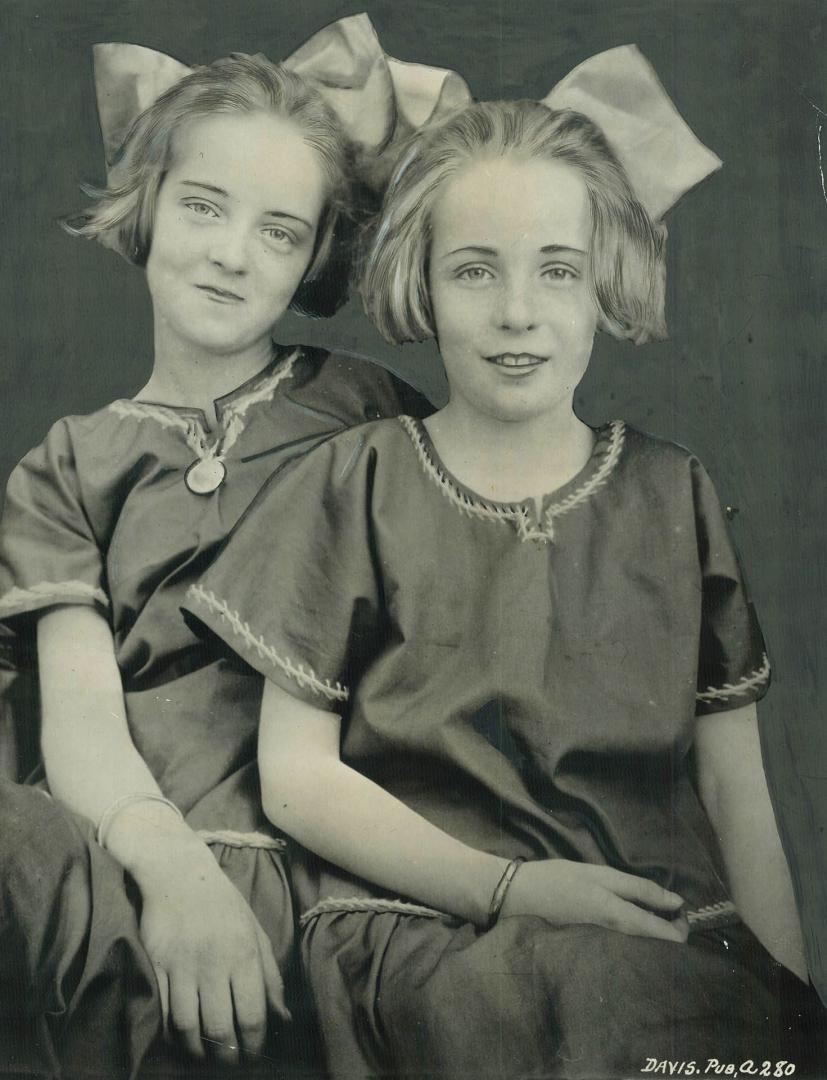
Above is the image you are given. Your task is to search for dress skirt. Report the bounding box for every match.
[301,908,825,1080]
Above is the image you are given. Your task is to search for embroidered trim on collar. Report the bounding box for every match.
[109,349,299,465]
[399,416,625,543]
[0,580,108,617]
[187,584,348,703]
[696,653,770,704]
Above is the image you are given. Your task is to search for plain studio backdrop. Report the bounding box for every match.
[1,0,825,1008]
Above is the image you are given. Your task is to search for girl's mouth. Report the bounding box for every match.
[195,284,245,303]
[485,353,547,369]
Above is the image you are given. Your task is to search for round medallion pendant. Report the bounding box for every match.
[185,457,226,495]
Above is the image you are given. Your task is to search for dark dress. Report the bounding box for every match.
[0,346,429,1079]
[186,416,822,1079]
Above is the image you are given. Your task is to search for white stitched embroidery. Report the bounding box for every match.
[0,580,108,616]
[696,653,770,704]
[686,900,738,927]
[299,895,738,930]
[400,416,625,544]
[187,584,348,703]
[300,896,447,928]
[196,829,286,851]
[110,350,298,467]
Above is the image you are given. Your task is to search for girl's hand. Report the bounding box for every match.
[137,851,291,1065]
[500,859,689,943]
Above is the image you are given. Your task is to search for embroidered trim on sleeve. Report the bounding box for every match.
[400,416,625,544]
[686,900,739,930]
[299,896,449,928]
[0,580,109,617]
[696,653,770,704]
[196,829,286,851]
[187,584,349,703]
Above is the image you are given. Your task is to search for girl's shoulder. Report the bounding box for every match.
[613,422,732,530]
[618,421,701,464]
[278,413,419,477]
[615,421,711,484]
[290,346,433,422]
[15,400,150,469]
[244,415,422,520]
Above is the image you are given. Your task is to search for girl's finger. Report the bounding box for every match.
[230,966,268,1055]
[255,928,292,1025]
[600,894,689,943]
[168,974,204,1059]
[198,982,240,1066]
[597,867,684,910]
[152,963,170,1040]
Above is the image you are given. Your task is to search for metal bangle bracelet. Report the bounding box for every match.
[96,792,184,850]
[486,857,526,930]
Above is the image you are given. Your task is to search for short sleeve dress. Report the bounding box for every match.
[185,417,819,1079]
[0,346,430,1079]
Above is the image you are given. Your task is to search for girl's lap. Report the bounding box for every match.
[301,909,823,1080]
[0,780,310,1080]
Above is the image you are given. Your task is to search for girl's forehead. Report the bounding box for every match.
[169,111,310,170]
[163,111,329,213]
[430,153,591,252]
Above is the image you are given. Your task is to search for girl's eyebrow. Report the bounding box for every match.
[441,243,587,258]
[540,245,586,255]
[180,180,228,197]
[443,245,497,258]
[263,210,313,230]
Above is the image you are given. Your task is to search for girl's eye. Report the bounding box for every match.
[455,266,494,283]
[263,227,296,246]
[542,265,578,283]
[184,200,219,218]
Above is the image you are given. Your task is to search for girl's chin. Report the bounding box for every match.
[174,327,276,359]
[473,395,574,427]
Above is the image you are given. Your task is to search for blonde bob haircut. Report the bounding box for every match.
[362,100,667,344]
[65,53,353,317]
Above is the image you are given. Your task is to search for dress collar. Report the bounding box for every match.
[130,344,299,427]
[399,416,626,544]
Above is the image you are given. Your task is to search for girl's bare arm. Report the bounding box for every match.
[695,702,809,981]
[259,679,687,941]
[37,606,289,1061]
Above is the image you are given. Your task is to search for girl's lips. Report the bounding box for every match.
[485,353,548,368]
[195,284,245,303]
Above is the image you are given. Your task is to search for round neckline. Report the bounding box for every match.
[408,416,620,514]
[130,344,297,424]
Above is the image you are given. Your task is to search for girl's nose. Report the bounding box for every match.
[208,227,248,275]
[495,280,537,332]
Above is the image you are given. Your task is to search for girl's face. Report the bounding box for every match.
[146,111,327,360]
[428,153,598,427]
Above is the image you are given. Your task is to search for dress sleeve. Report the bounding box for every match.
[184,427,383,712]
[0,421,107,638]
[691,458,770,715]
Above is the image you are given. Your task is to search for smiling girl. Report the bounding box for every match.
[183,48,825,1077]
[0,35,432,1078]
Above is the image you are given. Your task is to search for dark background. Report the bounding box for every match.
[2,0,826,1001]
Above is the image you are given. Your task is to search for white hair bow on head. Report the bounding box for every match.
[542,44,721,219]
[93,25,719,217]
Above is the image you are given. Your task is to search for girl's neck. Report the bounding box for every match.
[423,400,595,509]
[136,330,276,427]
